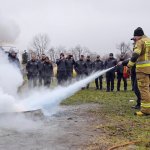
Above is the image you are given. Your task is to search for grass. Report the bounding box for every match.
[61,80,150,149]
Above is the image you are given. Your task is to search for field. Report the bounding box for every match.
[61,80,150,149]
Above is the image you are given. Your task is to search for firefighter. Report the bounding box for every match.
[105,53,117,92]
[85,56,93,89]
[93,55,104,90]
[128,27,150,115]
[26,53,39,88]
[116,55,127,91]
[74,55,87,89]
[74,55,87,79]
[38,54,46,86]
[66,54,75,81]
[127,27,150,116]
[43,57,53,87]
[56,53,67,85]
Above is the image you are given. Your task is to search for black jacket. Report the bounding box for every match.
[43,62,53,77]
[93,60,103,71]
[85,60,93,74]
[56,59,67,72]
[74,60,87,75]
[26,60,39,76]
[105,58,117,69]
[66,58,75,72]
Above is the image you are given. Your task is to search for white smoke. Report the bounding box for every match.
[0,51,23,95]
[0,15,20,44]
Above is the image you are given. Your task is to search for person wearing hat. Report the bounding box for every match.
[104,53,117,92]
[74,55,87,89]
[127,27,150,116]
[93,55,104,90]
[42,56,53,87]
[56,53,67,85]
[85,55,93,89]
[26,53,39,88]
[66,54,75,81]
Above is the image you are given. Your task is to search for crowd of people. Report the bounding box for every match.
[8,49,132,92]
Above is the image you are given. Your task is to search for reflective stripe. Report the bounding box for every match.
[136,60,150,64]
[144,41,150,60]
[141,103,150,108]
[136,63,150,68]
[145,41,150,47]
[134,48,141,55]
[128,61,135,67]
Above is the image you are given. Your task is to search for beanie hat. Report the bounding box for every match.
[134,27,144,36]
[109,53,113,56]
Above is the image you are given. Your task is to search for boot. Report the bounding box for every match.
[134,111,149,116]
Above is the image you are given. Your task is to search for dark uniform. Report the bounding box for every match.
[38,58,45,86]
[105,53,117,92]
[43,60,53,87]
[85,56,93,88]
[131,65,141,108]
[56,57,67,85]
[66,55,75,81]
[93,58,104,90]
[74,58,87,79]
[26,59,39,88]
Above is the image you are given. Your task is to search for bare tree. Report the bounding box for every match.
[70,45,91,60]
[48,47,57,62]
[117,42,131,55]
[31,33,50,56]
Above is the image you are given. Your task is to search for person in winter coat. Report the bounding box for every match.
[85,56,93,89]
[43,57,53,87]
[56,53,67,85]
[26,53,39,88]
[104,53,117,92]
[93,55,104,90]
[66,54,75,81]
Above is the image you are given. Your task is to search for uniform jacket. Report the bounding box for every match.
[93,60,104,71]
[26,60,39,76]
[74,60,87,75]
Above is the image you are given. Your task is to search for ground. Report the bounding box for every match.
[0,81,150,150]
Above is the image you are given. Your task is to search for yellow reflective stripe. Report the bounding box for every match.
[136,63,150,68]
[134,48,141,55]
[128,61,135,67]
[145,41,150,60]
[141,103,150,108]
[145,41,150,47]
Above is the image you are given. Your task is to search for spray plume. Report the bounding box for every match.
[0,15,20,44]
[18,68,113,115]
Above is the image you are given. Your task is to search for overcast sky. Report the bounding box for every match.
[0,0,150,54]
